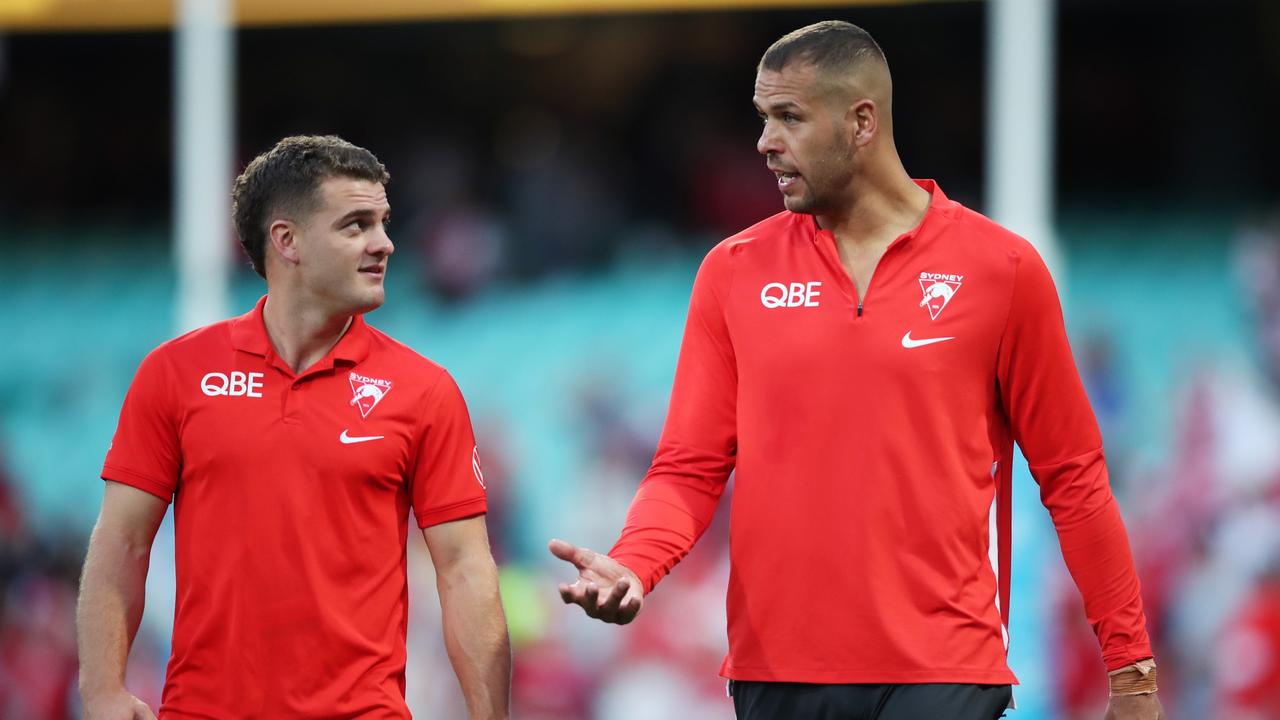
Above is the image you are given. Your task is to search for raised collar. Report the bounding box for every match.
[804,178,956,243]
[229,295,372,375]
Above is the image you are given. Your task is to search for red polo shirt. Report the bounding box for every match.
[102,296,487,719]
[609,180,1152,684]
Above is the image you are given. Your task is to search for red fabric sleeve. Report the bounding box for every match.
[409,370,488,528]
[996,245,1153,671]
[101,348,182,502]
[609,244,737,593]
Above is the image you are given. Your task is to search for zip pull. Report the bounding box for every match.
[857,302,863,318]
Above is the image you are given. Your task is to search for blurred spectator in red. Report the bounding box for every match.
[1216,561,1280,718]
[420,204,507,302]
[1127,212,1280,719]
[684,126,781,238]
[1,565,78,718]
[400,143,508,301]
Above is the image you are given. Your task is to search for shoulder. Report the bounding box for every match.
[136,317,237,374]
[361,324,456,391]
[701,210,807,270]
[721,210,804,252]
[939,207,1066,321]
[947,203,1044,266]
[158,317,236,354]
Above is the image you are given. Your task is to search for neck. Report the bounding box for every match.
[261,290,353,374]
[816,157,931,247]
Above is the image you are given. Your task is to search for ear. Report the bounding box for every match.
[268,219,301,267]
[846,98,878,149]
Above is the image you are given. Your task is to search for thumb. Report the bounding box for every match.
[548,538,587,567]
[550,535,599,568]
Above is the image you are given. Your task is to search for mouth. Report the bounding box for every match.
[359,264,386,279]
[771,168,802,192]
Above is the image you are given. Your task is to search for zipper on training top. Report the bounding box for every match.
[812,221,914,320]
[852,236,909,320]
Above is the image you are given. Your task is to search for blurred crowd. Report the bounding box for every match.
[1051,216,1280,720]
[0,449,78,718]
[7,219,1280,719]
[2,4,1278,718]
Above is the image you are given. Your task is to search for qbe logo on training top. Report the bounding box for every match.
[349,372,393,418]
[918,272,963,320]
[201,371,264,398]
[761,281,822,308]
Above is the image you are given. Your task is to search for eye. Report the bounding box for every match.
[783,112,799,123]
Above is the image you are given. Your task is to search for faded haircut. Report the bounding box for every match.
[759,20,887,77]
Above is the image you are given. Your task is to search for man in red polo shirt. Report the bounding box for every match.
[76,136,510,720]
[551,21,1164,719]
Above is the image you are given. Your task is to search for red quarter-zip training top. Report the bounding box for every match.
[609,180,1152,683]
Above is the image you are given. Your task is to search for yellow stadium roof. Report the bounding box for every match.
[0,0,937,32]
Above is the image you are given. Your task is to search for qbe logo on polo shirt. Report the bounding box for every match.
[201,371,264,398]
[760,281,822,308]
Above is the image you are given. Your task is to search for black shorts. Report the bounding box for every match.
[729,680,1013,720]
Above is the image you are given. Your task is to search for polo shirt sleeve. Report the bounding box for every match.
[102,348,182,502]
[409,370,487,529]
[609,243,737,593]
[996,244,1153,671]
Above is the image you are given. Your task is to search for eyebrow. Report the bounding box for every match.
[755,100,803,114]
[333,207,389,228]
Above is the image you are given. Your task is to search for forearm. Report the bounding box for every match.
[1037,450,1152,669]
[608,489,714,592]
[76,524,151,696]
[608,452,731,592]
[610,246,737,593]
[436,555,511,720]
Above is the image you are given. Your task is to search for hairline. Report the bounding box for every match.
[755,58,872,119]
[271,170,387,228]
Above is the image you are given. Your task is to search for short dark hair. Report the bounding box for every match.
[759,20,886,76]
[231,135,390,278]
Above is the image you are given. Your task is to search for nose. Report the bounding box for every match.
[369,222,394,258]
[757,119,783,157]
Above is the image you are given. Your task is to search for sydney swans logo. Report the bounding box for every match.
[349,372,393,418]
[918,272,963,320]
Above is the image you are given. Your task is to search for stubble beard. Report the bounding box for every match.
[786,133,854,218]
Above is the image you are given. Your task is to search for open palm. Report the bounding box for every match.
[549,538,645,625]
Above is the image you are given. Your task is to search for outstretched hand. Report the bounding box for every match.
[549,538,645,625]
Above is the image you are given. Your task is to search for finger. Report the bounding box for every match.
[616,599,637,625]
[548,538,597,571]
[559,581,587,606]
[136,701,159,720]
[582,582,601,616]
[590,581,626,623]
[621,592,646,623]
[599,578,628,612]
[548,538,578,563]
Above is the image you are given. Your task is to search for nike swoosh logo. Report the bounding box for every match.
[901,331,955,348]
[339,429,384,444]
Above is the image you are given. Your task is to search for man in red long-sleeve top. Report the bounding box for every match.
[551,21,1163,719]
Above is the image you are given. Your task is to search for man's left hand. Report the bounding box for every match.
[1104,693,1165,719]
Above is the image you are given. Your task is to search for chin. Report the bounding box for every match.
[783,195,816,215]
[349,291,385,316]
